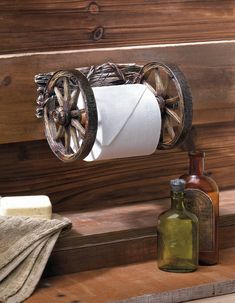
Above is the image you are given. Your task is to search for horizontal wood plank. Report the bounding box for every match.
[0,122,234,212]
[27,247,235,303]
[187,293,235,303]
[1,41,235,143]
[1,1,235,54]
[42,189,235,276]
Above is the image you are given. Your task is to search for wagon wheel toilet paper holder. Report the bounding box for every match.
[35,62,193,163]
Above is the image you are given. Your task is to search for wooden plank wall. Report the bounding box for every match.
[0,1,235,212]
[1,0,235,54]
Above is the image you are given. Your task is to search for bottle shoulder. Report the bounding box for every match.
[158,208,198,223]
[180,174,219,194]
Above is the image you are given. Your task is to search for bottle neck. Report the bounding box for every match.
[189,154,204,175]
[171,191,185,210]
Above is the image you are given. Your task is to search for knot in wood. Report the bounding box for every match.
[88,2,99,14]
[92,26,104,41]
[1,75,11,87]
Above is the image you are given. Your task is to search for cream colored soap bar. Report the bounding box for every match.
[0,195,52,219]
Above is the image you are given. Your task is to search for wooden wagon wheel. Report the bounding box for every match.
[44,70,97,162]
[138,62,192,149]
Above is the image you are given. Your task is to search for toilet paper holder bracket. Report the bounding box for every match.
[35,62,192,162]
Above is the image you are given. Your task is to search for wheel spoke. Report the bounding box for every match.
[54,86,64,107]
[71,110,80,118]
[166,96,179,105]
[63,77,70,103]
[154,68,165,96]
[143,80,157,96]
[142,68,152,81]
[70,88,79,109]
[165,108,181,124]
[163,73,170,96]
[71,118,85,138]
[164,116,175,140]
[64,127,71,154]
[70,126,80,151]
[55,125,64,141]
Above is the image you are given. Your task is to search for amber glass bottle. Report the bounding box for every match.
[180,151,219,265]
[157,179,199,273]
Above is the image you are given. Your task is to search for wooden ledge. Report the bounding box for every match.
[45,189,235,276]
[29,247,235,303]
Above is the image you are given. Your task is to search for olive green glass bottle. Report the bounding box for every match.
[157,179,199,272]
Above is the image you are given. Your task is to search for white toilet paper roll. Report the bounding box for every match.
[78,84,161,161]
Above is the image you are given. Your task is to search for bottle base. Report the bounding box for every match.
[199,251,219,265]
[199,260,218,266]
[158,265,197,273]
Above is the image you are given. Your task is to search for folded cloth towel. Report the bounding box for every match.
[0,214,71,303]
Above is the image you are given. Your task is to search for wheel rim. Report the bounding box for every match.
[139,62,192,149]
[44,70,97,162]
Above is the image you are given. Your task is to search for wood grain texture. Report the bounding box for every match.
[0,122,234,212]
[27,247,235,303]
[1,1,235,291]
[43,189,235,276]
[1,0,235,54]
[1,41,235,143]
[187,293,235,303]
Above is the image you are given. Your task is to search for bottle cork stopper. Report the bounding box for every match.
[170,179,185,192]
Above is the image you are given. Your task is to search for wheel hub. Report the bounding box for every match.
[52,107,71,126]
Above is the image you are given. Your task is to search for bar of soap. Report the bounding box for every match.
[0,195,52,219]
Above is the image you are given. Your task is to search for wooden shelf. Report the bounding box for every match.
[45,189,235,276]
[28,247,235,303]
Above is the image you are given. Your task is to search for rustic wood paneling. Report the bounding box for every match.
[0,122,234,212]
[42,190,235,276]
[1,0,235,289]
[1,41,235,144]
[28,247,235,303]
[1,0,235,54]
